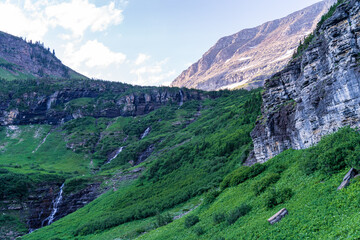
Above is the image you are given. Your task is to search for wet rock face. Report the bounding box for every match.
[250,0,360,163]
[4,183,102,231]
[0,85,206,126]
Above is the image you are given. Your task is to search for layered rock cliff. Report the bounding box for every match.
[0,79,207,126]
[171,0,336,91]
[249,0,360,164]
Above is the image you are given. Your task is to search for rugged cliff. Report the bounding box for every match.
[249,0,360,164]
[0,79,207,126]
[171,0,335,91]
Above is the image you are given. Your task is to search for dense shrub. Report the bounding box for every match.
[264,188,293,209]
[252,173,281,196]
[155,212,173,228]
[0,168,9,174]
[213,212,226,224]
[204,189,221,205]
[0,173,31,200]
[299,127,360,175]
[184,215,199,228]
[226,204,252,225]
[194,226,205,236]
[221,163,266,190]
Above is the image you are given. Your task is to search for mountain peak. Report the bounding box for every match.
[171,0,334,91]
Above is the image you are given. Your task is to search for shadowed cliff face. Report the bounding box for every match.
[171,0,336,91]
[0,79,207,126]
[249,0,360,164]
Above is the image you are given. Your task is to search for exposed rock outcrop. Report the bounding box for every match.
[0,80,207,126]
[250,0,360,163]
[17,182,101,230]
[171,0,335,91]
[337,168,358,190]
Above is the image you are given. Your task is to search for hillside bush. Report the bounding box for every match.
[299,127,360,175]
[252,173,281,196]
[226,204,252,225]
[155,212,173,228]
[220,163,266,190]
[184,215,199,228]
[264,187,293,209]
[213,212,226,224]
[194,226,205,236]
[204,189,221,205]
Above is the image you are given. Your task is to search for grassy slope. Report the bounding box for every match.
[19,89,261,240]
[0,125,89,175]
[139,128,360,240]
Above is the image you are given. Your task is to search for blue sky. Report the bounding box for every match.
[0,0,322,86]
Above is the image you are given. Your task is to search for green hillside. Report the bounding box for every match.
[0,88,262,239]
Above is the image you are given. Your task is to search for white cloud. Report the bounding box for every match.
[0,0,124,41]
[0,0,175,86]
[0,1,48,41]
[135,53,151,65]
[45,0,123,38]
[131,59,176,86]
[64,40,126,68]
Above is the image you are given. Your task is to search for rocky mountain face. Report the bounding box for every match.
[0,79,207,126]
[248,0,360,164]
[171,0,336,91]
[0,31,84,80]
[12,182,101,231]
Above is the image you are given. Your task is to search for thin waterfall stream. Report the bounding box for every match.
[106,147,124,164]
[42,183,65,227]
[179,90,184,106]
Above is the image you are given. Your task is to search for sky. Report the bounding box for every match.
[0,0,323,86]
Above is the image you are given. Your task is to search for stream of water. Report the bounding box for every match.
[42,183,65,226]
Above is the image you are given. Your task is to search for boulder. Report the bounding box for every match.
[337,168,358,190]
[268,208,288,225]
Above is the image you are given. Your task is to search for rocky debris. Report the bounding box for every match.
[268,208,288,225]
[337,168,358,190]
[250,0,360,163]
[105,168,144,191]
[173,202,202,220]
[171,1,335,91]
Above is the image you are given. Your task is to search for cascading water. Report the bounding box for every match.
[46,92,58,110]
[106,147,124,164]
[179,90,184,106]
[32,131,51,153]
[140,127,151,139]
[42,183,64,226]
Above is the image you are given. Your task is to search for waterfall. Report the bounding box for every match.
[42,183,64,226]
[140,127,151,139]
[106,147,124,164]
[32,131,51,153]
[179,90,184,106]
[46,92,58,110]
